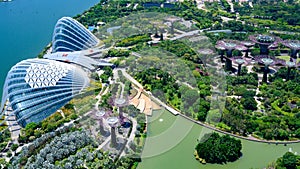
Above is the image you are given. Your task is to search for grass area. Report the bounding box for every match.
[0,116,7,132]
[0,116,10,151]
[277,55,300,62]
[271,100,294,117]
[70,95,97,115]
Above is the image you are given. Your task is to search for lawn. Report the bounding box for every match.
[277,55,300,62]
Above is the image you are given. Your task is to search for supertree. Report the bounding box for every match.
[249,34,281,55]
[150,21,163,38]
[106,116,119,148]
[285,61,297,81]
[255,55,285,83]
[281,40,300,59]
[91,110,108,135]
[216,40,247,71]
[240,41,255,57]
[229,56,251,76]
[109,95,129,125]
[215,45,226,62]
[164,17,180,35]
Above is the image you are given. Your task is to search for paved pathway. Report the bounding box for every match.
[97,137,111,151]
[4,110,21,142]
[117,68,180,116]
[119,115,138,157]
[170,30,200,41]
[119,69,300,144]
[226,0,235,13]
[131,52,141,58]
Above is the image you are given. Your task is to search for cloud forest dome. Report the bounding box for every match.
[52,17,99,53]
[0,59,89,127]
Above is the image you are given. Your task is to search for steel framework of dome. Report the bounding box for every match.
[43,51,99,70]
[52,17,99,53]
[0,59,89,127]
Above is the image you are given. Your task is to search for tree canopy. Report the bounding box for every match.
[195,132,242,164]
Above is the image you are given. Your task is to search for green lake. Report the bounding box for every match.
[138,109,300,169]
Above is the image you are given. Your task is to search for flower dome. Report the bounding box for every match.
[0,59,89,127]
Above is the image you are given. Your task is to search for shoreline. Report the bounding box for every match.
[177,112,300,145]
[120,68,300,145]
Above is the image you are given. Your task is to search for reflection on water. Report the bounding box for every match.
[139,110,300,169]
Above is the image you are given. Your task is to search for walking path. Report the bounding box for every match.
[119,68,300,145]
[226,0,235,13]
[119,115,138,157]
[97,137,111,151]
[4,109,21,142]
[170,30,200,41]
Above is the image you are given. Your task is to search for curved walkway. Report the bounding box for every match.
[178,113,300,145]
[120,69,300,145]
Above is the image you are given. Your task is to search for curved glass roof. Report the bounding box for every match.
[52,17,99,53]
[0,59,90,127]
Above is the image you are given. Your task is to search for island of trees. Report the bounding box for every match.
[276,152,300,169]
[194,132,242,164]
[266,151,300,169]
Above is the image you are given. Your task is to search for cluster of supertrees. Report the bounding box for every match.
[215,34,300,83]
[91,95,130,148]
[215,40,248,71]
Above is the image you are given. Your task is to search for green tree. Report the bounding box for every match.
[276,152,299,169]
[11,144,19,152]
[91,72,100,80]
[195,133,242,164]
[241,98,257,111]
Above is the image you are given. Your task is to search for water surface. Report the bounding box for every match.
[0,0,99,96]
[139,110,300,169]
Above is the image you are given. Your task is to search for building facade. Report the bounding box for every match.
[0,59,89,127]
[52,17,99,53]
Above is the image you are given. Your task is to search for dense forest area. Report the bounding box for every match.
[195,132,242,164]
[218,67,300,141]
[74,0,221,30]
[234,1,300,31]
[275,151,300,169]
